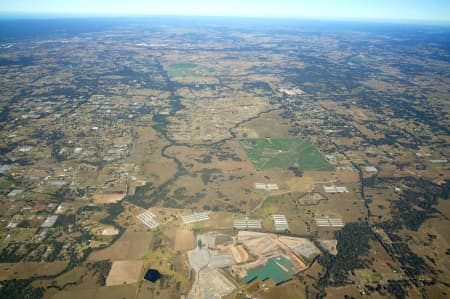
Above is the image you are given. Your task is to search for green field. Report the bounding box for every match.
[168,62,214,78]
[240,137,333,171]
[348,55,373,64]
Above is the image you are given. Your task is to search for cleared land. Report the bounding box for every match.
[92,192,125,204]
[105,260,143,286]
[240,137,333,171]
[231,245,250,263]
[174,229,196,251]
[89,230,152,261]
[101,227,119,236]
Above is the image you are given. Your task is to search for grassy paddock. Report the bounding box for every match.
[168,62,214,78]
[240,137,333,171]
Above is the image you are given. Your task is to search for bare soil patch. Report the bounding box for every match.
[93,192,125,204]
[102,227,120,236]
[231,245,249,263]
[89,230,152,261]
[105,260,143,286]
[174,229,195,251]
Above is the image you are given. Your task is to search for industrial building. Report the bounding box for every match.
[137,210,159,229]
[271,214,289,231]
[255,183,279,191]
[315,217,344,227]
[233,217,262,229]
[41,215,59,228]
[182,211,210,224]
[365,166,378,172]
[323,185,349,193]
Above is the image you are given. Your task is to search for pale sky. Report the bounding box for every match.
[1,0,449,23]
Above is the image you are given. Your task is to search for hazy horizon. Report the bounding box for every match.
[1,0,449,25]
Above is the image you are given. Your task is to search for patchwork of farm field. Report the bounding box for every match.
[0,14,448,299]
[240,137,333,171]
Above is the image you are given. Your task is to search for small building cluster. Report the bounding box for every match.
[182,211,210,224]
[41,215,59,228]
[233,217,262,230]
[315,217,344,227]
[323,185,349,193]
[271,214,289,231]
[255,183,279,191]
[137,210,159,229]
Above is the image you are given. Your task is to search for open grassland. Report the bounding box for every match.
[49,284,137,299]
[240,137,333,171]
[88,230,152,261]
[168,62,215,78]
[0,262,67,280]
[242,279,307,299]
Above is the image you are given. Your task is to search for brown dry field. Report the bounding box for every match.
[162,101,342,212]
[325,285,384,299]
[105,260,143,286]
[140,228,192,296]
[164,141,270,210]
[423,284,450,299]
[251,193,309,234]
[235,110,291,138]
[335,168,359,183]
[366,187,400,223]
[436,197,450,216]
[245,279,307,299]
[49,284,137,299]
[0,261,67,280]
[126,124,178,187]
[167,92,268,143]
[186,212,234,231]
[40,266,91,298]
[356,240,403,284]
[49,288,97,299]
[409,215,450,289]
[174,229,195,251]
[251,181,366,237]
[353,123,385,139]
[92,193,125,204]
[136,279,181,299]
[88,229,152,261]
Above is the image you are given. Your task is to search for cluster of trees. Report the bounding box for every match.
[0,243,27,262]
[199,168,222,185]
[373,178,450,287]
[386,280,409,299]
[0,279,44,299]
[318,222,373,286]
[125,182,154,208]
[45,241,63,262]
[100,202,124,226]
[288,166,303,177]
[386,178,449,232]
[87,260,112,286]
[195,154,212,164]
